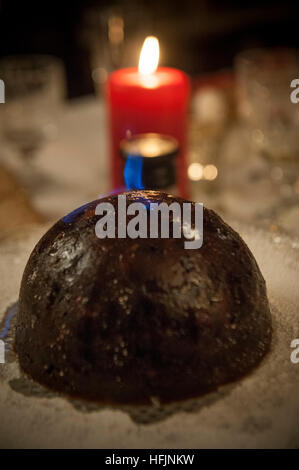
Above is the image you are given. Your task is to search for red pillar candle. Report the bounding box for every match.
[107,37,190,198]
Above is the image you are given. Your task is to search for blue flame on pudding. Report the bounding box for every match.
[0,303,18,339]
[62,201,92,224]
[124,155,144,190]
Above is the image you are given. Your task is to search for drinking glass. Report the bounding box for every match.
[81,4,153,97]
[0,54,66,158]
[235,47,299,162]
[233,48,299,227]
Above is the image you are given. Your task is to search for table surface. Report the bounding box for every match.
[33,96,110,221]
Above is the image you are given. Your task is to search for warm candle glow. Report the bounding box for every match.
[138,36,159,75]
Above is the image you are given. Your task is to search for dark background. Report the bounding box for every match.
[0,0,298,99]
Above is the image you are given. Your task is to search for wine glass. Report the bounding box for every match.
[235,47,299,162]
[0,55,66,190]
[233,48,299,229]
[81,4,153,97]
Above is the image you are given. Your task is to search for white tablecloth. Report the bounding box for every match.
[33,96,109,221]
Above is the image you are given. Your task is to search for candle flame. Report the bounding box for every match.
[138,36,159,75]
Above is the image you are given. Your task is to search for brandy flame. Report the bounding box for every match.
[138,36,159,75]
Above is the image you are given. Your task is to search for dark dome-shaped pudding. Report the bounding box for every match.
[15,190,271,404]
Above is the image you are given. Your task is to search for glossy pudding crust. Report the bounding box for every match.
[15,191,272,404]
